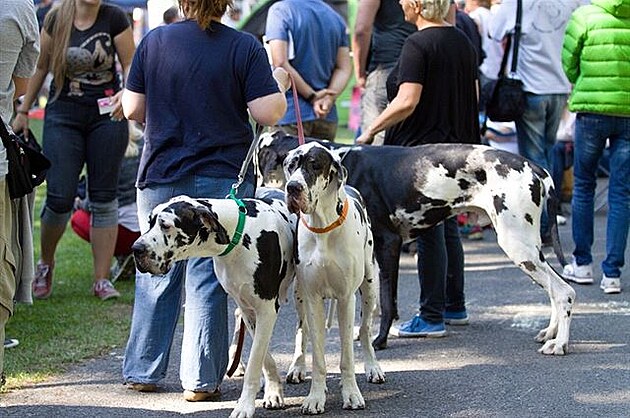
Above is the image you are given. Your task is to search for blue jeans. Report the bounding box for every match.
[415,217,465,323]
[516,93,568,233]
[122,176,254,390]
[571,113,630,278]
[42,99,128,227]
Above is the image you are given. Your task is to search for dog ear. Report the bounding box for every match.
[197,205,230,245]
[332,159,347,186]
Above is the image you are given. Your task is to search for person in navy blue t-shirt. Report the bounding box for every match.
[121,0,288,401]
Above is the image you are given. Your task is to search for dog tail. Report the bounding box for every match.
[543,175,567,267]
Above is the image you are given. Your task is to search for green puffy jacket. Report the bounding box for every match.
[562,0,630,116]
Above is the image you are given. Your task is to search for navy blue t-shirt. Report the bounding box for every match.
[126,20,279,188]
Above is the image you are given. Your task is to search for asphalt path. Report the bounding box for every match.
[2,200,629,417]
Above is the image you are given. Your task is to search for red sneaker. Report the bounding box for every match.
[32,261,54,299]
[93,279,120,300]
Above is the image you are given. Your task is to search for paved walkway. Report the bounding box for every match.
[2,200,629,417]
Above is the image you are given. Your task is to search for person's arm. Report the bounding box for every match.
[12,30,52,136]
[248,67,289,126]
[352,0,380,89]
[356,82,422,144]
[562,11,585,84]
[121,89,146,123]
[110,27,136,121]
[13,77,30,99]
[313,46,352,119]
[268,39,335,103]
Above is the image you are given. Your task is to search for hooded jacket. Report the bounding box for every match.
[562,0,630,116]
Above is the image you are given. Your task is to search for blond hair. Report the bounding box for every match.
[413,0,451,21]
[44,0,76,102]
[179,0,233,29]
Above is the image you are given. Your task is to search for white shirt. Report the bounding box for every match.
[489,0,585,94]
[469,6,503,80]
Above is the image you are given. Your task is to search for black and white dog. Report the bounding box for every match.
[132,189,296,418]
[257,131,575,356]
[284,142,385,414]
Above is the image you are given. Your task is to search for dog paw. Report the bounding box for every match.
[538,339,568,355]
[301,393,326,415]
[534,327,557,343]
[365,364,386,384]
[286,364,306,384]
[341,385,365,410]
[229,403,255,418]
[372,335,388,351]
[262,383,285,409]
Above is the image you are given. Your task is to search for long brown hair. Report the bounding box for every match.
[179,0,233,29]
[44,0,77,101]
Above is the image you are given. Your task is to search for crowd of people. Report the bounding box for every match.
[0,0,628,406]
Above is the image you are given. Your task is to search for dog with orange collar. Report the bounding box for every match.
[284,142,385,414]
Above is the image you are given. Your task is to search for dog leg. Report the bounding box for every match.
[228,307,246,378]
[337,293,365,410]
[287,280,308,384]
[358,262,386,384]
[261,341,285,409]
[494,225,575,355]
[301,296,328,415]
[372,232,402,350]
[231,305,282,418]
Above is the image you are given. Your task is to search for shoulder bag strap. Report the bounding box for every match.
[510,0,523,75]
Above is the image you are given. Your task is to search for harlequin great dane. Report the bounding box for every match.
[132,188,296,418]
[284,143,385,414]
[257,131,575,356]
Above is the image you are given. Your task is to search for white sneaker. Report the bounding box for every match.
[556,214,567,225]
[600,275,621,294]
[562,259,594,284]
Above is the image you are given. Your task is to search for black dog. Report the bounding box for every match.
[256,131,574,355]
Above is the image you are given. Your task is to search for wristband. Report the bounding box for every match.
[307,92,316,103]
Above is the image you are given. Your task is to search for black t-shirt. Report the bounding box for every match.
[369,0,416,71]
[46,4,130,104]
[384,26,480,147]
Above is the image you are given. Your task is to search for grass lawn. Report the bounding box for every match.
[2,118,357,391]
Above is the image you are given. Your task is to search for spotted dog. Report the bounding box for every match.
[132,188,296,418]
[258,131,575,356]
[284,142,385,415]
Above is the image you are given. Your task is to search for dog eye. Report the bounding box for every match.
[159,219,172,231]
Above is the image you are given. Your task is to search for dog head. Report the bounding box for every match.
[132,195,230,275]
[283,142,347,214]
[256,130,344,189]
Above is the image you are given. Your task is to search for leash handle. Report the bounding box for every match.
[288,72,305,146]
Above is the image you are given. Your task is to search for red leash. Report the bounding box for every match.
[289,72,306,146]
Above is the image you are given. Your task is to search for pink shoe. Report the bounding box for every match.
[33,261,54,299]
[93,279,120,300]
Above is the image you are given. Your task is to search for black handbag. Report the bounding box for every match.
[1,120,51,199]
[485,0,525,123]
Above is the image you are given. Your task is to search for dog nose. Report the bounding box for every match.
[286,181,303,195]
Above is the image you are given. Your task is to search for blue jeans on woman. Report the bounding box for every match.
[571,113,630,278]
[415,217,465,323]
[42,99,128,226]
[516,93,568,235]
[122,175,254,391]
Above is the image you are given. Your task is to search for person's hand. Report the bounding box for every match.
[313,94,334,119]
[355,129,374,145]
[11,111,29,138]
[355,75,366,90]
[272,67,290,93]
[109,91,124,122]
